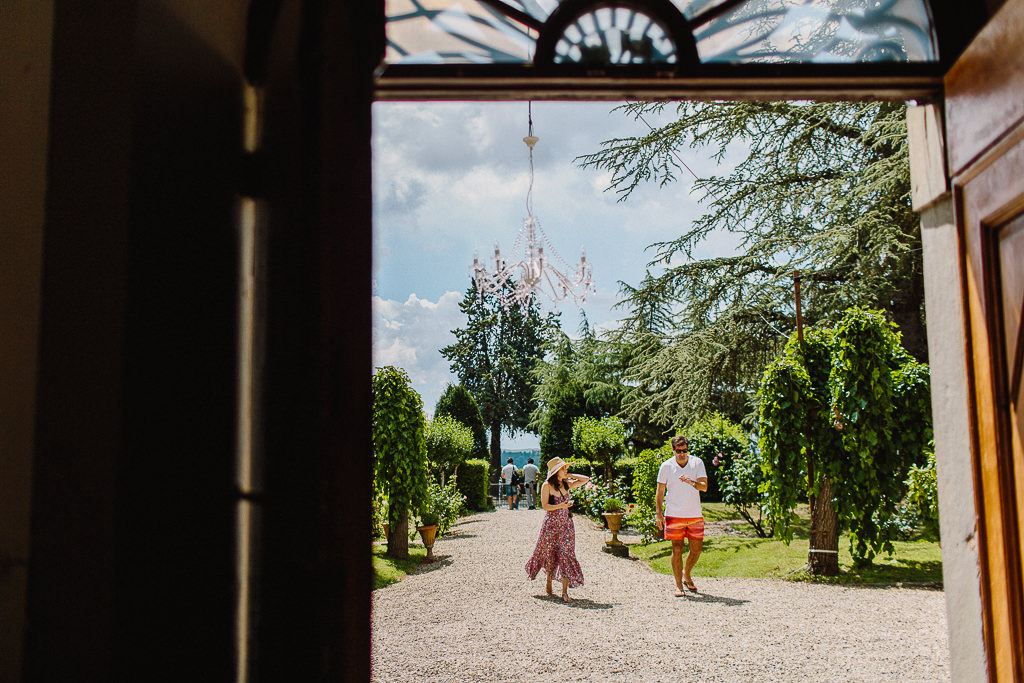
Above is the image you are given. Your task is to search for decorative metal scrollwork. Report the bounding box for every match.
[533,0,698,67]
[382,0,938,66]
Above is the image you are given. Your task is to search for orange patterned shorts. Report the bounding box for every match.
[664,516,704,541]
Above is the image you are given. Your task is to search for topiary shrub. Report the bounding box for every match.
[425,414,474,481]
[572,416,626,488]
[457,458,490,511]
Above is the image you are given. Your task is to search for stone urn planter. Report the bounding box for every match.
[416,524,438,563]
[602,512,624,544]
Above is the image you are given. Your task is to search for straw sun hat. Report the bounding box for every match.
[545,457,568,482]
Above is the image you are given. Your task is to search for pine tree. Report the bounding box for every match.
[578,101,925,427]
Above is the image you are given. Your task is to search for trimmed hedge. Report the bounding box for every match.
[457,458,490,511]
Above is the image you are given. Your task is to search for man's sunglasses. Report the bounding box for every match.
[673,448,688,454]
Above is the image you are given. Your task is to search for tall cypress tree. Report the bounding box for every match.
[440,281,554,469]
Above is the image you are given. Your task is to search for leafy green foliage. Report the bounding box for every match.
[434,383,488,461]
[372,366,430,556]
[612,456,638,498]
[572,415,627,484]
[758,308,932,565]
[456,458,491,511]
[578,101,926,429]
[530,321,630,458]
[629,444,672,542]
[717,444,771,537]
[572,473,629,521]
[603,497,625,513]
[683,413,746,502]
[371,490,388,539]
[904,447,940,541]
[537,374,585,460]
[440,282,555,467]
[425,414,474,480]
[419,475,467,537]
[631,445,670,511]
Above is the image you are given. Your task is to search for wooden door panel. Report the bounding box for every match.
[998,219,1024,384]
[996,216,1024,638]
[958,137,1024,681]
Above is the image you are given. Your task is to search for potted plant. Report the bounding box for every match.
[602,497,626,541]
[417,510,440,563]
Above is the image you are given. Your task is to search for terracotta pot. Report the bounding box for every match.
[416,524,438,562]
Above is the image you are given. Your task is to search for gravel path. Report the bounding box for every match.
[372,508,950,682]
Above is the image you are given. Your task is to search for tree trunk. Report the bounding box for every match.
[386,509,409,560]
[890,273,928,363]
[808,476,840,576]
[489,420,502,470]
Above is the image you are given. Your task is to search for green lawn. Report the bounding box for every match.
[372,544,427,589]
[630,502,943,585]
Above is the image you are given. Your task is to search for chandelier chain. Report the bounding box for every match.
[470,108,594,310]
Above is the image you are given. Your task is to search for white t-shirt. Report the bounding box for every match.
[523,463,539,483]
[657,455,707,518]
[501,463,516,484]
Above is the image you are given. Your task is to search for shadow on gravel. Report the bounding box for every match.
[530,595,614,609]
[410,557,454,573]
[680,592,749,607]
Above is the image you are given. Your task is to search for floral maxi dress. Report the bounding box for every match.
[525,490,584,588]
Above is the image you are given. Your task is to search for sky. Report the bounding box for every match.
[372,101,742,449]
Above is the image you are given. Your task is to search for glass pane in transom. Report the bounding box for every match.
[383,0,938,65]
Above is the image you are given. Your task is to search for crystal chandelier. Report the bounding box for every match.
[471,109,594,310]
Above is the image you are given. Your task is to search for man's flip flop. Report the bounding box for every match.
[684,579,698,593]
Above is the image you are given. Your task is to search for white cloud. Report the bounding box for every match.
[371,102,751,452]
[372,291,464,415]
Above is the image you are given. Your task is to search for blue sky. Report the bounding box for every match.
[372,101,741,449]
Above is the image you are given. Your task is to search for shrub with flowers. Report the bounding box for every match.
[572,473,630,525]
[415,474,467,538]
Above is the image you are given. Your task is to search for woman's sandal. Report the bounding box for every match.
[684,579,698,593]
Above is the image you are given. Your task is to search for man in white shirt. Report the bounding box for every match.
[655,435,709,596]
[522,458,540,509]
[501,457,517,510]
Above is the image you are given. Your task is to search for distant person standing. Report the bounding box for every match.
[501,457,517,510]
[523,458,540,509]
[655,435,708,596]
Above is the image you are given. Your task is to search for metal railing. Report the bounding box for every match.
[489,482,539,509]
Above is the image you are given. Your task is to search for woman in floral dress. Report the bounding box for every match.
[525,457,590,602]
